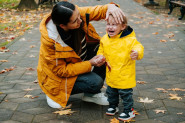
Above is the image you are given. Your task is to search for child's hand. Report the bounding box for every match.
[95,55,106,67]
[130,50,138,60]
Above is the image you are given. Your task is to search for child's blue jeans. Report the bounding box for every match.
[106,86,133,113]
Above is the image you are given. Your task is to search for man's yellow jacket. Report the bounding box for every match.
[97,26,144,89]
[37,5,108,107]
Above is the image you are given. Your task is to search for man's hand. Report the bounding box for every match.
[106,4,125,24]
[89,55,106,67]
[130,50,138,60]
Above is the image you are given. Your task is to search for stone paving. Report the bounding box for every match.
[0,0,185,122]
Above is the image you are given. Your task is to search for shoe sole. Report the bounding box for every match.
[82,97,109,105]
[118,116,135,121]
[106,112,118,116]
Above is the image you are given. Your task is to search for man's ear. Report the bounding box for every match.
[59,24,66,30]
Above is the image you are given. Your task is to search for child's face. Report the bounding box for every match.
[106,16,126,37]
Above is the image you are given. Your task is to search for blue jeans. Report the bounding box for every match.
[106,86,133,113]
[71,72,103,95]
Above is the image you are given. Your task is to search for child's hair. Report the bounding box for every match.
[109,13,127,26]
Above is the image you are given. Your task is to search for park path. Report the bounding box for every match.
[0,0,185,122]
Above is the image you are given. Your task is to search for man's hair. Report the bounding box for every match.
[51,1,75,25]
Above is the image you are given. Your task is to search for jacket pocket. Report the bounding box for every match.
[43,76,61,96]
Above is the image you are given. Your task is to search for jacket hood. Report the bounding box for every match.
[39,14,68,47]
[120,26,134,38]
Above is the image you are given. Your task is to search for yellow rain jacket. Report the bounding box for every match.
[97,26,144,89]
[37,5,108,107]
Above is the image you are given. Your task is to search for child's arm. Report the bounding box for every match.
[130,39,144,60]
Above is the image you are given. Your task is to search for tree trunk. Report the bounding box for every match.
[165,0,169,8]
[17,0,38,10]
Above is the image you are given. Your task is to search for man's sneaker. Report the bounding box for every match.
[118,111,135,121]
[82,92,109,105]
[106,107,119,116]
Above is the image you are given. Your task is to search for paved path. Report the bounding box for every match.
[0,0,185,122]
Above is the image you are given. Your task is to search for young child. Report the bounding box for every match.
[97,14,144,121]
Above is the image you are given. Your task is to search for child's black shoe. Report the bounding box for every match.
[106,107,119,116]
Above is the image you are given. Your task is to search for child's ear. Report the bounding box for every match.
[121,25,126,30]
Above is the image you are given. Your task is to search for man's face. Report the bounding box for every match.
[106,15,125,37]
[60,7,82,30]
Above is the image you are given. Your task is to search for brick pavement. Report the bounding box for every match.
[0,0,185,122]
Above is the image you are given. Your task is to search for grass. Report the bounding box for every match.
[0,0,20,8]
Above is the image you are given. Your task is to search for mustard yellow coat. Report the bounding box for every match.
[97,27,144,89]
[37,5,108,107]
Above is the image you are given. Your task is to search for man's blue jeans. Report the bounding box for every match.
[71,72,104,95]
[106,86,133,113]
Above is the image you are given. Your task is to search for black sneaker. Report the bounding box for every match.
[118,111,135,121]
[106,107,119,116]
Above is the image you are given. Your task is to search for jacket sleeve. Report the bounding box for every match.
[52,60,92,78]
[40,38,92,78]
[77,5,108,21]
[97,39,104,55]
[132,39,144,60]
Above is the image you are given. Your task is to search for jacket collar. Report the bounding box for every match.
[107,26,133,38]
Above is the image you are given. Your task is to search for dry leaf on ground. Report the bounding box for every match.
[160,40,167,42]
[133,110,140,115]
[169,93,182,101]
[0,66,16,74]
[177,112,183,115]
[154,109,166,114]
[24,95,33,98]
[0,92,3,95]
[138,97,154,103]
[156,88,166,91]
[26,67,35,71]
[23,88,33,91]
[53,109,76,115]
[137,81,147,84]
[110,117,119,123]
[0,60,8,62]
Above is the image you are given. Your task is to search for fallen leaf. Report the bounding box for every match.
[156,88,166,91]
[12,51,18,55]
[133,110,140,115]
[0,92,3,95]
[53,109,76,115]
[160,40,167,42]
[24,95,33,98]
[23,88,33,91]
[149,21,154,24]
[29,54,35,57]
[30,45,36,48]
[177,112,183,115]
[154,109,166,114]
[0,60,8,62]
[152,32,159,35]
[168,88,185,91]
[110,117,119,123]
[26,67,35,71]
[169,93,182,101]
[123,119,135,123]
[31,96,39,99]
[137,81,147,84]
[0,66,16,74]
[59,104,72,110]
[138,97,154,103]
[170,39,176,42]
[33,79,38,84]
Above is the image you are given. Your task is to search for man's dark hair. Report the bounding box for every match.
[51,1,75,25]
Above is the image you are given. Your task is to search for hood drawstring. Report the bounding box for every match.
[65,77,67,101]
[54,41,58,66]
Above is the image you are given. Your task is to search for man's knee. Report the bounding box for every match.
[88,73,103,93]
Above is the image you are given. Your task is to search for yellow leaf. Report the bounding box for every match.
[53,109,76,115]
[133,110,140,115]
[110,117,119,123]
[0,92,3,95]
[24,95,33,98]
[169,93,182,101]
[160,40,167,42]
[152,32,159,35]
[0,60,8,62]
